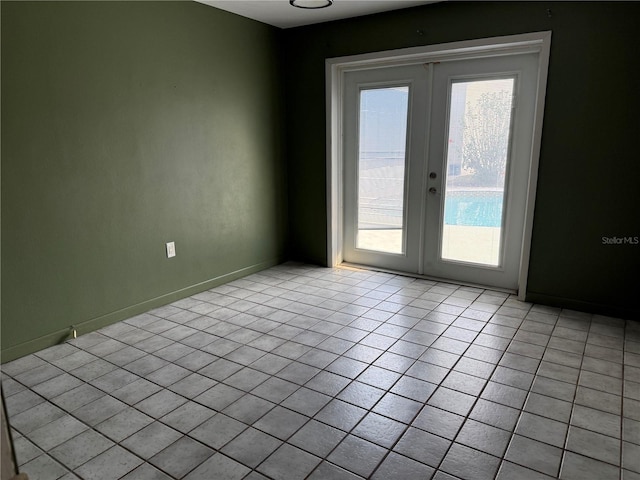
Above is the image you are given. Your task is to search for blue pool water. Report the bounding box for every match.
[444,190,504,227]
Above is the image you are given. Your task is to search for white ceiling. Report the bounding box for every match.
[195,0,439,29]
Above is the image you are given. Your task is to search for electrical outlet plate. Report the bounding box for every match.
[166,241,176,258]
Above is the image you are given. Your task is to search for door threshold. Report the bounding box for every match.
[339,262,517,296]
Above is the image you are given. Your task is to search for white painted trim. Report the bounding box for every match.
[327,32,552,296]
[517,31,552,300]
[326,57,343,267]
[328,32,549,72]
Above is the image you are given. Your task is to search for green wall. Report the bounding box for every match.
[1,1,287,360]
[284,1,640,319]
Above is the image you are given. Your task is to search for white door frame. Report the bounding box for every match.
[326,32,551,299]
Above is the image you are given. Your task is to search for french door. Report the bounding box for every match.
[342,52,540,290]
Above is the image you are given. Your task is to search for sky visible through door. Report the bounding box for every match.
[356,86,409,254]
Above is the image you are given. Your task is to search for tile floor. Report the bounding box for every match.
[2,262,639,480]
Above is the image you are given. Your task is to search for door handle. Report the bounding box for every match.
[429,187,437,194]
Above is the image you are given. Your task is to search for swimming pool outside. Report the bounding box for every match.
[359,188,504,230]
[444,189,504,228]
[357,188,504,264]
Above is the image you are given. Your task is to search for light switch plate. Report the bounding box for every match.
[166,242,176,258]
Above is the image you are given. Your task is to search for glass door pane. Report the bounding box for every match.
[441,78,515,266]
[357,86,409,254]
